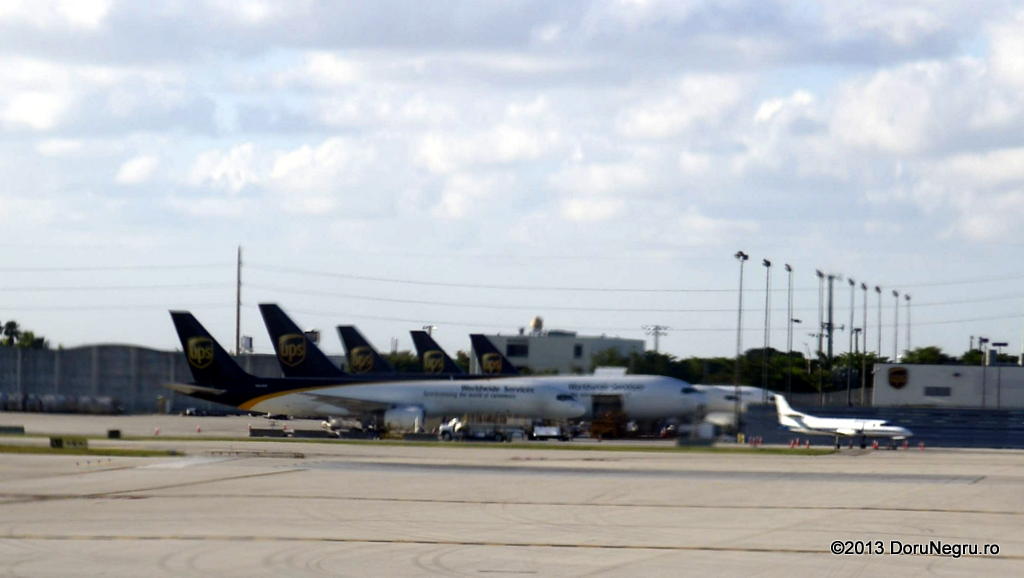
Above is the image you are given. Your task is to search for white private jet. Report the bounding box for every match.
[774,394,912,449]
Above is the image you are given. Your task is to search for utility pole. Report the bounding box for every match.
[235,245,242,355]
[816,270,825,357]
[643,325,669,353]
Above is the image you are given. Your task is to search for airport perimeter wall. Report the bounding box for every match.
[742,402,1024,449]
[0,346,285,414]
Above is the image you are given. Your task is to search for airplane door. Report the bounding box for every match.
[590,395,626,439]
[592,395,623,416]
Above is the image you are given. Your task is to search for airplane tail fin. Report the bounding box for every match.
[773,394,805,427]
[169,311,253,387]
[469,334,519,375]
[337,326,395,374]
[410,330,464,374]
[258,303,347,378]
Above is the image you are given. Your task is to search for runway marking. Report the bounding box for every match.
[2,491,1017,517]
[304,460,987,484]
[0,534,1018,559]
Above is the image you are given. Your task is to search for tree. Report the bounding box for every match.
[900,346,956,365]
[2,320,20,345]
[384,350,420,372]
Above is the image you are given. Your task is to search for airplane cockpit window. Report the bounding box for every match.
[681,387,700,394]
[556,394,577,402]
[724,395,738,401]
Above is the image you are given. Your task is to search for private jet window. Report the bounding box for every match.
[506,343,529,357]
[556,394,577,401]
[573,344,583,358]
[681,387,700,394]
[724,395,737,401]
[924,387,951,397]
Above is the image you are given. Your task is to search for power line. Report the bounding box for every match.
[0,283,228,292]
[0,263,229,272]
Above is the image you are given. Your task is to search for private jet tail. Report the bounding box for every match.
[469,334,519,375]
[259,303,347,378]
[410,330,465,375]
[773,394,806,430]
[337,326,395,374]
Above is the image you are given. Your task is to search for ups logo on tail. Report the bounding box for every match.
[187,337,214,369]
[482,352,503,374]
[350,346,375,373]
[423,350,445,373]
[278,334,306,367]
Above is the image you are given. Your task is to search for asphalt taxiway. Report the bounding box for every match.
[0,412,1021,576]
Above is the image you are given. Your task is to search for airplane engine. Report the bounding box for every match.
[383,406,425,433]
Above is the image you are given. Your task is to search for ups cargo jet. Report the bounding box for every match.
[260,303,483,379]
[774,394,912,448]
[167,311,582,430]
[168,311,706,430]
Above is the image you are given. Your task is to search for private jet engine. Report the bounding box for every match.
[383,406,425,433]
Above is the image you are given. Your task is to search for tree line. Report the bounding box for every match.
[1,320,49,349]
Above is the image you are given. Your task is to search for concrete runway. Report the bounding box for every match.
[0,413,1021,576]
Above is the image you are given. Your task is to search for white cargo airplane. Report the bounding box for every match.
[168,311,706,432]
[774,394,912,448]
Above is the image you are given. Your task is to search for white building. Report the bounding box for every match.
[873,363,1024,409]
[473,318,644,375]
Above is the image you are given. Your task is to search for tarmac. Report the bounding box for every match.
[0,412,1022,576]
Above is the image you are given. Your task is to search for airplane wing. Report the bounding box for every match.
[299,392,392,414]
[835,428,859,437]
[163,382,227,396]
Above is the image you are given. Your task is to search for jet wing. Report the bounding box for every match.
[163,382,227,396]
[300,392,392,414]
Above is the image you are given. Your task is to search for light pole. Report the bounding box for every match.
[734,251,749,433]
[816,270,825,358]
[892,290,900,360]
[851,327,862,406]
[979,336,989,408]
[875,286,882,359]
[788,318,801,395]
[993,341,1008,408]
[861,283,868,405]
[847,278,855,404]
[785,264,794,387]
[643,325,669,353]
[905,294,912,352]
[422,325,437,336]
[762,259,772,401]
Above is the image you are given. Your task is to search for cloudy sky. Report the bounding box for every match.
[2,0,1024,362]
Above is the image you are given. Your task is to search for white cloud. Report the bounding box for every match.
[988,11,1024,88]
[549,162,649,196]
[0,0,111,30]
[414,124,559,174]
[269,138,377,215]
[952,190,1024,242]
[35,138,81,156]
[432,173,512,220]
[616,75,745,139]
[115,155,159,185]
[561,197,625,222]
[189,143,258,194]
[1,91,70,130]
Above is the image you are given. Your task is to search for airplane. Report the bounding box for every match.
[262,303,473,380]
[774,394,913,449]
[168,312,706,432]
[468,334,519,375]
[337,325,396,374]
[410,329,465,375]
[167,311,585,432]
[468,334,706,422]
[258,303,348,378]
[693,384,772,428]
